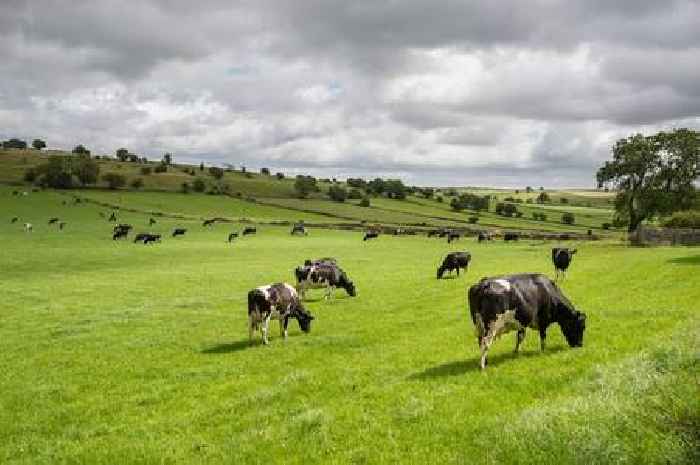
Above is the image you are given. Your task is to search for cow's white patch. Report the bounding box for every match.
[283,283,298,299]
[492,279,511,291]
[488,310,522,339]
[256,285,271,300]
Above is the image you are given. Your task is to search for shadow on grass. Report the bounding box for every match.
[409,346,567,379]
[668,255,700,265]
[201,340,251,354]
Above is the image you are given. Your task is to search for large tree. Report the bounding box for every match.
[596,129,699,232]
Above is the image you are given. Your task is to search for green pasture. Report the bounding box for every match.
[0,187,697,464]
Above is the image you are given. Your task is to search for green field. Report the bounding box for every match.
[1,186,698,464]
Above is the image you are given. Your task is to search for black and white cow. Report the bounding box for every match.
[248,283,314,345]
[504,232,519,242]
[48,217,59,225]
[149,218,157,226]
[552,248,577,280]
[133,233,148,243]
[427,230,440,238]
[242,226,257,236]
[113,224,132,240]
[437,252,471,279]
[447,232,460,243]
[363,231,379,241]
[11,217,18,224]
[172,228,187,237]
[24,223,33,232]
[468,273,587,370]
[291,224,307,235]
[59,222,66,231]
[228,232,239,242]
[142,234,161,244]
[295,263,356,300]
[478,232,491,242]
[108,212,117,222]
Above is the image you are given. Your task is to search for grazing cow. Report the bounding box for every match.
[290,224,306,235]
[248,283,314,345]
[24,223,33,232]
[203,219,216,227]
[437,252,471,279]
[48,217,59,225]
[363,231,379,241]
[11,217,18,224]
[427,230,440,238]
[468,273,587,370]
[228,232,239,242]
[242,227,256,236]
[438,229,450,238]
[108,212,117,222]
[447,232,460,243]
[113,224,132,240]
[295,263,356,300]
[59,222,66,231]
[172,228,187,237]
[478,232,491,242]
[142,234,161,244]
[133,233,148,243]
[504,232,519,242]
[149,218,157,226]
[552,248,577,281]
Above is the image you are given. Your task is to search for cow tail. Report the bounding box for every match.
[247,290,258,316]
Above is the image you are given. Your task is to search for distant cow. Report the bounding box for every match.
[295,263,356,300]
[478,232,491,242]
[133,233,149,243]
[504,232,519,242]
[11,217,18,224]
[113,224,132,240]
[142,234,161,244]
[203,219,216,227]
[48,217,59,225]
[427,230,440,238]
[248,283,314,345]
[109,212,117,222]
[363,231,379,241]
[172,228,187,237]
[24,223,33,232]
[437,252,471,279]
[468,273,587,370]
[242,227,257,236]
[447,232,460,243]
[59,222,66,231]
[228,232,239,242]
[552,248,577,281]
[149,218,157,226]
[291,224,306,235]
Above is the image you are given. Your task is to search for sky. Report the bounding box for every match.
[1,0,699,187]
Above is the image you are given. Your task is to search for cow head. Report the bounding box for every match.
[560,310,586,347]
[344,279,357,297]
[295,266,312,283]
[292,304,314,333]
[436,266,446,279]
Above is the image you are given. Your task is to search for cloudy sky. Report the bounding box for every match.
[1,0,699,187]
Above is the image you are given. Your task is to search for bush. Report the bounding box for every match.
[436,196,443,203]
[140,167,152,175]
[359,197,370,207]
[192,178,206,193]
[3,138,27,149]
[154,164,167,173]
[102,173,126,190]
[72,144,90,156]
[662,211,700,229]
[561,212,575,225]
[209,167,225,179]
[294,175,318,198]
[130,178,144,189]
[23,168,37,183]
[181,182,190,194]
[536,192,550,203]
[327,185,347,202]
[560,197,569,204]
[602,222,611,230]
[32,139,46,150]
[348,188,363,199]
[468,216,479,224]
[276,172,285,180]
[532,212,547,221]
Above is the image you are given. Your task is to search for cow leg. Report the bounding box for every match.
[514,329,526,353]
[282,316,290,339]
[248,314,254,344]
[539,328,547,351]
[456,267,460,276]
[262,313,271,345]
[479,335,494,370]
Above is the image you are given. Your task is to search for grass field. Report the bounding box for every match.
[1,187,698,464]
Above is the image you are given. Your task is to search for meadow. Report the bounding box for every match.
[1,186,698,464]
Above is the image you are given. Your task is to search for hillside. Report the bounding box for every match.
[0,148,618,236]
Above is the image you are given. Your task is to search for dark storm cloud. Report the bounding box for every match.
[0,0,698,187]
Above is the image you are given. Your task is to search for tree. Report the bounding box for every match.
[359,197,371,207]
[327,185,347,202]
[294,175,317,198]
[261,167,270,175]
[536,192,550,204]
[32,139,46,150]
[348,188,363,199]
[560,197,569,204]
[74,157,100,185]
[192,178,206,192]
[116,148,129,161]
[562,212,575,225]
[130,178,144,189]
[141,167,152,175]
[200,162,204,171]
[525,186,533,193]
[209,167,225,180]
[384,179,407,199]
[162,153,172,165]
[419,187,434,199]
[276,172,285,180]
[154,164,167,173]
[24,168,38,183]
[181,182,190,194]
[596,129,699,232]
[2,138,27,149]
[102,173,126,190]
[72,145,90,156]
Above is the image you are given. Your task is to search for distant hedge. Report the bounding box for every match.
[662,211,700,229]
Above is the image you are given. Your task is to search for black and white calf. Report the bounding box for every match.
[437,251,471,279]
[24,223,33,232]
[468,273,587,370]
[113,224,132,240]
[172,228,187,237]
[447,232,460,243]
[247,283,314,345]
[478,232,491,242]
[295,263,356,300]
[552,248,577,280]
[242,226,257,236]
[291,224,307,235]
[504,232,519,242]
[142,234,161,244]
[363,231,379,241]
[228,232,239,242]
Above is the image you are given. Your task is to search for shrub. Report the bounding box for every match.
[209,167,225,179]
[348,188,363,199]
[72,144,90,156]
[536,192,550,203]
[602,222,611,230]
[192,178,206,192]
[23,168,37,183]
[359,197,370,207]
[562,212,575,225]
[130,178,144,189]
[102,173,126,190]
[3,138,27,149]
[468,216,479,224]
[436,196,443,203]
[327,185,347,202]
[140,167,152,175]
[662,211,700,229]
[154,164,167,173]
[560,197,569,204]
[294,175,318,198]
[276,172,285,180]
[32,139,46,150]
